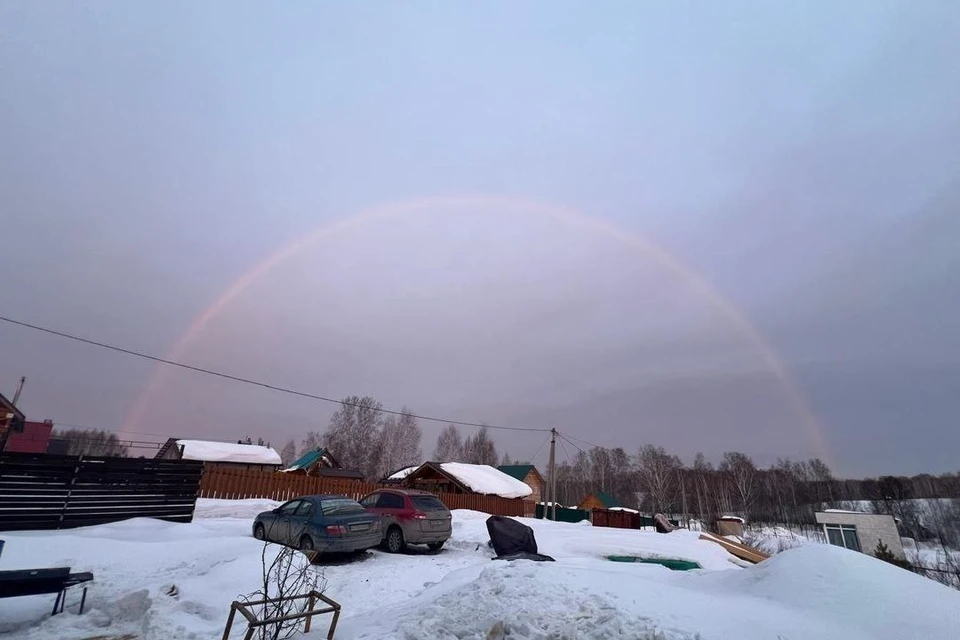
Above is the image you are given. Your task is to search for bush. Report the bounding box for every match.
[873,539,913,570]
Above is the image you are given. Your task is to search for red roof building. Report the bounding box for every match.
[5,420,54,454]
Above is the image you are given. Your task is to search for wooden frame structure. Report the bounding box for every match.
[222,589,341,640]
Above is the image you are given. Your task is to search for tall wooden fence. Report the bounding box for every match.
[198,467,525,516]
[0,453,204,531]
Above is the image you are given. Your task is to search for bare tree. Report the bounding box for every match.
[635,445,682,514]
[571,451,592,503]
[463,426,498,466]
[322,396,384,479]
[609,447,633,506]
[280,440,297,467]
[720,451,759,516]
[236,539,326,640]
[434,424,464,461]
[298,431,321,458]
[51,429,127,457]
[589,447,613,494]
[376,408,422,479]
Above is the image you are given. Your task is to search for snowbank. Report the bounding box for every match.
[742,525,819,555]
[177,439,281,465]
[439,462,533,498]
[2,500,959,640]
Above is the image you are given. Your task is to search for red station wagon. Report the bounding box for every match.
[360,489,452,552]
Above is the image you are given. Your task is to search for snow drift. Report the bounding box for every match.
[1,499,957,640]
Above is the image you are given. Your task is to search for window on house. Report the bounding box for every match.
[824,524,861,552]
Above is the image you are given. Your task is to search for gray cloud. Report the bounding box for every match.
[1,1,958,477]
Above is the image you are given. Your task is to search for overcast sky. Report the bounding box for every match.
[2,2,958,477]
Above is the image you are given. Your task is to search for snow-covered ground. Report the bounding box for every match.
[1,498,959,639]
[741,524,823,555]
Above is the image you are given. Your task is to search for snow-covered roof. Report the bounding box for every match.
[609,507,640,514]
[821,509,871,515]
[176,439,281,465]
[719,515,746,522]
[387,465,419,481]
[438,462,533,499]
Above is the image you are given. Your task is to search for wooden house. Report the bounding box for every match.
[577,491,621,511]
[156,438,282,472]
[282,448,364,481]
[401,462,533,499]
[497,464,545,504]
[0,392,26,453]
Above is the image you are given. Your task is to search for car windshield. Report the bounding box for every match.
[320,498,366,515]
[411,496,447,512]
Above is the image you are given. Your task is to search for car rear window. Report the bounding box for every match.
[320,498,366,515]
[411,496,447,512]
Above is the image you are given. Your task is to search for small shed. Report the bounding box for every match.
[815,510,905,560]
[401,462,533,499]
[577,491,620,511]
[156,438,282,472]
[497,464,545,504]
[282,448,364,481]
[717,516,745,537]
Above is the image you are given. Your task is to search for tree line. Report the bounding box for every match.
[48,428,128,457]
[552,444,960,529]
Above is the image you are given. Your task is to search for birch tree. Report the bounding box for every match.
[635,445,681,514]
[322,396,383,479]
[434,424,464,462]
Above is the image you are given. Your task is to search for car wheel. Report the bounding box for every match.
[253,523,265,541]
[299,535,315,552]
[385,527,406,553]
[427,541,445,551]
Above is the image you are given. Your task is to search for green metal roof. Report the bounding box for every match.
[593,491,621,508]
[498,464,537,481]
[286,448,326,471]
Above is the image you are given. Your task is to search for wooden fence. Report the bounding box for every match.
[198,467,525,517]
[0,453,204,531]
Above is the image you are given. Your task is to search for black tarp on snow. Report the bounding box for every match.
[486,516,554,562]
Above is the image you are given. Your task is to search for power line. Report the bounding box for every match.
[523,432,551,464]
[557,432,588,457]
[0,314,550,433]
[559,431,604,450]
[556,434,574,464]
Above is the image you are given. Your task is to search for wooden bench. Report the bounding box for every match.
[0,567,94,615]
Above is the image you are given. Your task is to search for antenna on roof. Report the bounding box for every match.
[11,376,25,407]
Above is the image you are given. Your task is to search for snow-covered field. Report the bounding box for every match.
[2,498,959,639]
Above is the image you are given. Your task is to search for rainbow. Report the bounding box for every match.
[122,194,830,461]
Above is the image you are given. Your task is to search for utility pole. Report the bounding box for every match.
[548,428,557,521]
[11,376,25,407]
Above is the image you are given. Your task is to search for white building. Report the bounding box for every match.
[815,510,905,560]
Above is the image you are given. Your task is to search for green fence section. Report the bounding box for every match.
[637,515,681,528]
[535,504,590,523]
